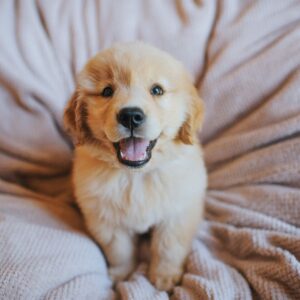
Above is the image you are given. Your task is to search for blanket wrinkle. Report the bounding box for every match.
[0,0,300,299]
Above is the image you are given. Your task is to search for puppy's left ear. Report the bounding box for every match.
[177,86,204,145]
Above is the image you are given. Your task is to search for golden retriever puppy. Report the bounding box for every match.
[64,42,207,291]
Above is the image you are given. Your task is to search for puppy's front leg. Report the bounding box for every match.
[149,209,200,291]
[88,224,136,282]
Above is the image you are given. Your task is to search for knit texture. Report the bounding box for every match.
[0,1,299,299]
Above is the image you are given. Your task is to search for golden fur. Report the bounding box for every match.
[64,42,207,291]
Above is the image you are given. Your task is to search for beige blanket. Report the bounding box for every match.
[0,1,299,299]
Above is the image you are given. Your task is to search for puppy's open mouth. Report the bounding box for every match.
[113,137,157,168]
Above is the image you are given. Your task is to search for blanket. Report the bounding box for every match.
[0,0,299,299]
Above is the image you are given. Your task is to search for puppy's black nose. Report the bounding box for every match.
[117,107,145,129]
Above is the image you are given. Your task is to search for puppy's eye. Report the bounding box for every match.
[101,86,114,98]
[150,84,164,96]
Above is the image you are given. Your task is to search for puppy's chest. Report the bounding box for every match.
[82,171,176,232]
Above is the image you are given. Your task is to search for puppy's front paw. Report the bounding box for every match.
[109,262,135,282]
[149,267,182,291]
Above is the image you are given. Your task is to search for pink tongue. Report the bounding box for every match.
[120,138,150,161]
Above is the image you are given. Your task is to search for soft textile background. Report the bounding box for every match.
[0,1,299,299]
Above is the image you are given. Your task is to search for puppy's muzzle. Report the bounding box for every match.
[117,107,145,130]
[114,106,157,168]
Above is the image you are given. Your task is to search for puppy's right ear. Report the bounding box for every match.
[63,91,80,145]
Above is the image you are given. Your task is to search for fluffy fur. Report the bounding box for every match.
[64,42,207,291]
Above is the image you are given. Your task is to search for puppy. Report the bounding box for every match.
[64,42,207,291]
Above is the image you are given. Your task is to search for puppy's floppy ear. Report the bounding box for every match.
[177,86,204,145]
[64,91,78,141]
[63,91,89,145]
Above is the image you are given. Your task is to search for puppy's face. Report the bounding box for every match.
[64,42,204,169]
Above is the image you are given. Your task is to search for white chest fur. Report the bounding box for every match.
[73,145,206,234]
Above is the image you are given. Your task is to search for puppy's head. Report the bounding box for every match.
[64,42,204,169]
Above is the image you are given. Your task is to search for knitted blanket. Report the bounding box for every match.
[0,1,299,299]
